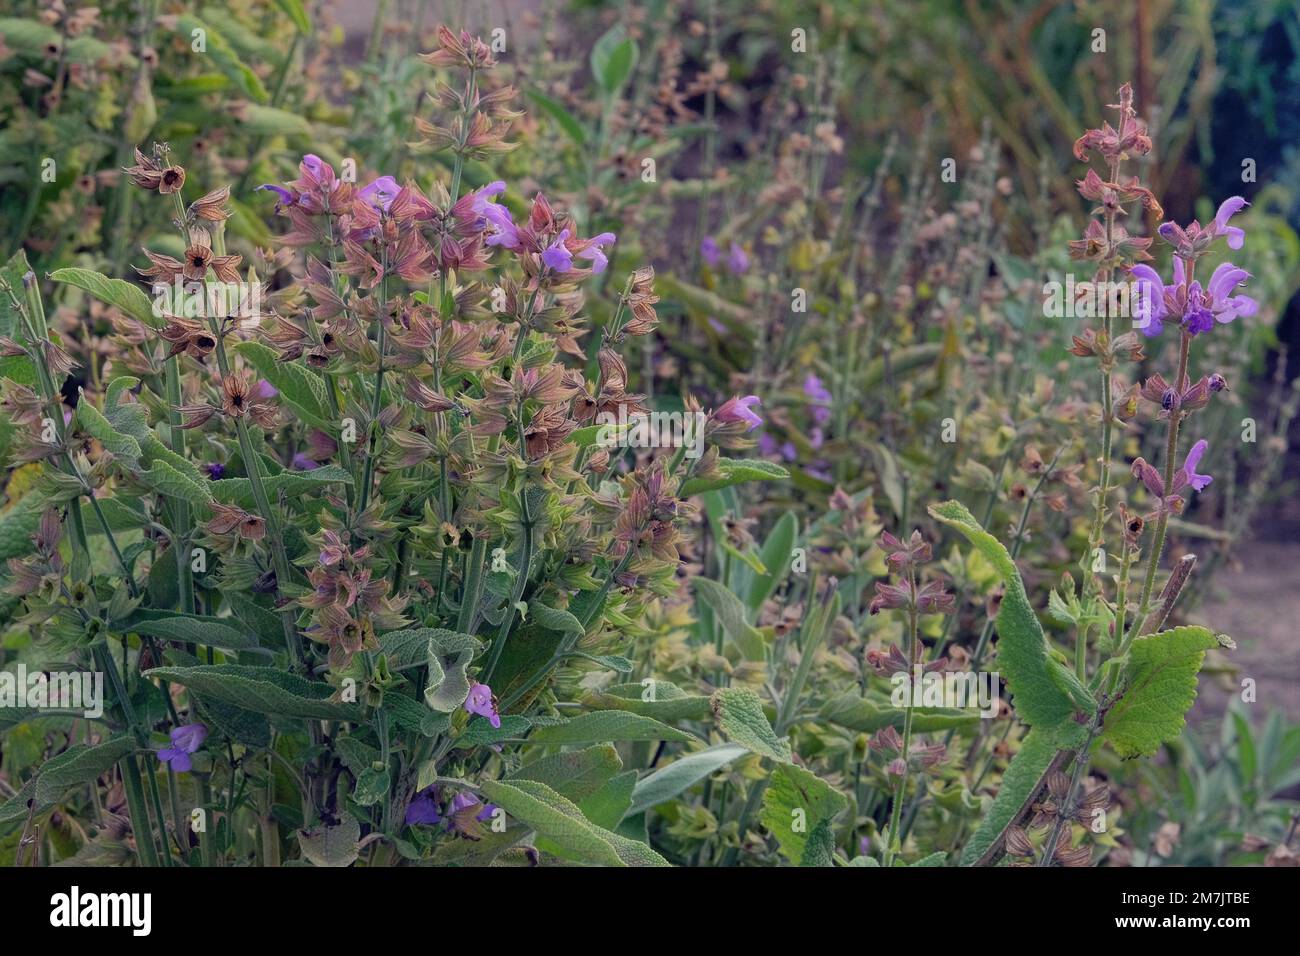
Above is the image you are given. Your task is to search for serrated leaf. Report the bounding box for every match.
[710,687,791,762]
[48,268,159,328]
[129,614,258,650]
[479,778,669,867]
[32,736,137,809]
[760,762,847,866]
[232,341,332,430]
[529,711,697,745]
[138,460,212,506]
[209,465,352,509]
[928,500,1095,731]
[629,743,749,816]
[1103,625,1219,758]
[960,726,1056,866]
[144,664,362,721]
[74,400,142,464]
[509,744,622,803]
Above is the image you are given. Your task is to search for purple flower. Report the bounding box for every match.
[204,462,225,480]
[803,373,833,404]
[577,232,616,274]
[1177,439,1213,492]
[464,681,501,729]
[472,182,521,249]
[253,379,278,401]
[301,154,325,178]
[714,395,763,431]
[157,723,207,774]
[1130,263,1166,336]
[1213,196,1248,250]
[809,426,825,450]
[254,184,297,207]
[1129,260,1256,337]
[780,441,797,462]
[358,175,400,212]
[541,229,574,272]
[726,243,749,274]
[758,432,777,456]
[1204,262,1258,326]
[700,236,721,267]
[405,786,441,826]
[291,452,319,471]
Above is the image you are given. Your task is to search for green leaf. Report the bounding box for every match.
[210,465,352,509]
[274,0,311,33]
[385,693,448,737]
[929,500,1095,735]
[422,631,481,713]
[225,593,286,649]
[297,812,360,867]
[128,613,258,651]
[590,24,638,96]
[819,693,981,733]
[760,762,848,866]
[378,627,469,669]
[680,458,790,497]
[454,714,529,748]
[431,824,530,866]
[509,744,622,803]
[0,493,45,561]
[565,652,634,674]
[144,665,362,721]
[747,511,797,613]
[579,770,637,831]
[1103,625,1220,758]
[581,681,712,721]
[629,743,749,816]
[529,711,697,745]
[528,600,584,637]
[74,400,142,464]
[175,15,268,102]
[232,341,332,430]
[527,90,587,146]
[711,687,791,762]
[693,577,765,660]
[479,778,669,866]
[959,727,1056,866]
[32,736,137,809]
[138,460,212,506]
[48,268,159,328]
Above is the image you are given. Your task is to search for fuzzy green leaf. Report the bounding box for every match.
[209,465,352,509]
[528,711,697,745]
[581,681,712,721]
[508,744,622,803]
[48,268,159,328]
[232,341,332,430]
[929,500,1095,732]
[1103,625,1221,758]
[959,726,1056,866]
[710,687,791,762]
[479,778,669,867]
[144,664,362,721]
[760,762,848,866]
